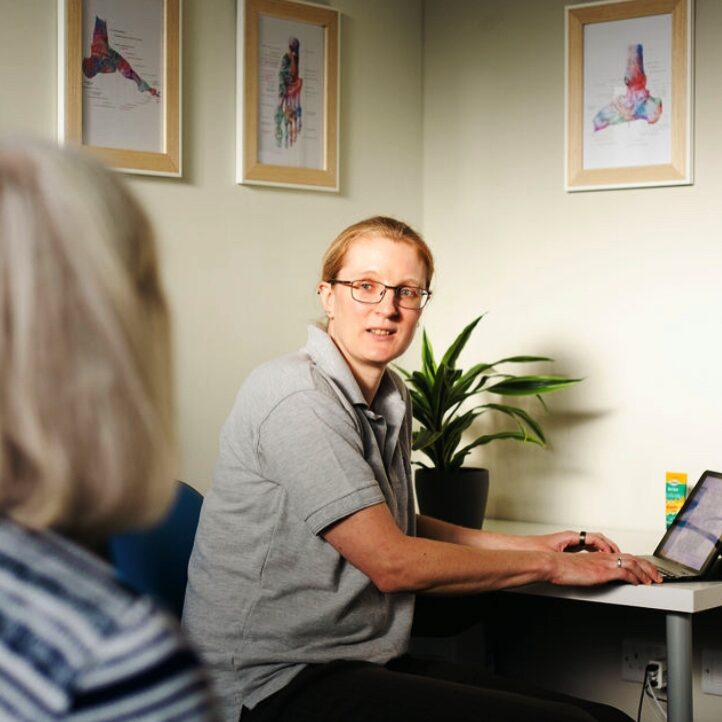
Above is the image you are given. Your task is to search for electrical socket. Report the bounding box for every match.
[621,639,667,683]
[648,660,667,690]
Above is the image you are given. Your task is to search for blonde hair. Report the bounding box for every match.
[320,216,434,289]
[0,139,175,539]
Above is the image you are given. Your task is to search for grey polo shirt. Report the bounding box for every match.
[183,326,416,721]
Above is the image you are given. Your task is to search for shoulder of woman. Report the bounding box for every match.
[239,350,316,401]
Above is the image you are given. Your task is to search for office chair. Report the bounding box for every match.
[109,480,203,619]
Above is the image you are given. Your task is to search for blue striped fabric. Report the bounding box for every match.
[0,518,219,721]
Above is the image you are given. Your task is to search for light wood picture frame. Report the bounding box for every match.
[58,0,181,177]
[237,0,339,191]
[565,0,692,191]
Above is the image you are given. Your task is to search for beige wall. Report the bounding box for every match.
[4,0,718,529]
[422,2,722,719]
[423,0,722,532]
[0,0,424,489]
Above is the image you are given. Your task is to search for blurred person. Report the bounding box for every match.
[0,138,218,721]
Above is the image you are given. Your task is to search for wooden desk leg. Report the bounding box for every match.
[666,612,693,722]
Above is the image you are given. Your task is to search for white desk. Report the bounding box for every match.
[484,519,722,722]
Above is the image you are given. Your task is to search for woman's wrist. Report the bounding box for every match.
[467,531,538,552]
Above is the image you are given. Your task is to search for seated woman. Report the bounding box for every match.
[0,139,218,721]
[183,216,660,722]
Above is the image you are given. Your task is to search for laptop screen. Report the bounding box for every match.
[657,471,722,571]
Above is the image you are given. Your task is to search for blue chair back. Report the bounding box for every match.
[109,481,203,619]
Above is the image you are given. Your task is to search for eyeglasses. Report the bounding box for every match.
[330,279,431,310]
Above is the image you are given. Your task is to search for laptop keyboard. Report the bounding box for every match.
[655,563,695,580]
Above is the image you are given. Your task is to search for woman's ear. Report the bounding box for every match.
[317,281,335,319]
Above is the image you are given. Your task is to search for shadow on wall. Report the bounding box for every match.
[464,403,614,522]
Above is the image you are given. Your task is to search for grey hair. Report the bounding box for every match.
[0,139,175,539]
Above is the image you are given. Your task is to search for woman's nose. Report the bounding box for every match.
[375,288,400,316]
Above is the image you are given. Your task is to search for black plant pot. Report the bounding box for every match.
[415,467,490,529]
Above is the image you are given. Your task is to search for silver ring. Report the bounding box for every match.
[579,530,587,546]
[616,556,623,568]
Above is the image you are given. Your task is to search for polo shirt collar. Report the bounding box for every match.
[305,325,366,406]
[304,326,407,469]
[304,325,404,418]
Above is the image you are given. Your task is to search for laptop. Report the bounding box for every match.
[640,470,722,581]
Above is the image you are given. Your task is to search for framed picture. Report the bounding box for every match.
[237,0,340,191]
[58,0,181,177]
[565,0,692,191]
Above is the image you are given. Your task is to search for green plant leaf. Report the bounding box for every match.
[409,393,434,430]
[457,362,494,386]
[489,355,553,365]
[401,315,581,471]
[418,444,440,467]
[450,431,545,469]
[441,407,478,435]
[441,410,480,468]
[430,362,452,426]
[446,365,491,408]
[487,375,582,396]
[421,329,437,377]
[469,375,490,395]
[408,370,433,396]
[412,428,444,451]
[482,403,547,444]
[439,315,484,368]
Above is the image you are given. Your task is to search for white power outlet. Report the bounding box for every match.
[621,639,667,683]
[702,649,722,696]
[648,660,667,690]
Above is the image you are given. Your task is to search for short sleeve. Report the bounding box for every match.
[258,389,384,533]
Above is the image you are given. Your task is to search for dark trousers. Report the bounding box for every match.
[240,654,633,722]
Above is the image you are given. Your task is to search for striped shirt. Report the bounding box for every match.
[0,517,219,721]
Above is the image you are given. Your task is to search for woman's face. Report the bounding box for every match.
[319,234,427,381]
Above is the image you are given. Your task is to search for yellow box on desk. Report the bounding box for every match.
[666,471,687,528]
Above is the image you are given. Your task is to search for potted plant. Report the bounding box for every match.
[396,315,581,528]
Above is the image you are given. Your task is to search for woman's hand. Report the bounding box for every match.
[522,529,621,554]
[506,530,662,586]
[548,551,663,586]
[330,509,662,594]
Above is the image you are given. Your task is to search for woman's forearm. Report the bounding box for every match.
[416,514,533,551]
[387,532,556,594]
[325,505,660,596]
